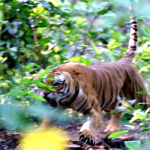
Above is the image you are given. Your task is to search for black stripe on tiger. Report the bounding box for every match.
[121,13,138,62]
[101,71,114,110]
[77,97,85,106]
[131,33,137,38]
[123,52,135,58]
[77,100,87,112]
[131,37,137,42]
[131,21,136,24]
[132,27,137,31]
[100,86,105,109]
[59,80,79,105]
[83,99,95,115]
[68,80,79,104]
[97,70,103,99]
[82,103,89,112]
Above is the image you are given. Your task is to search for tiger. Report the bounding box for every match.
[33,5,149,145]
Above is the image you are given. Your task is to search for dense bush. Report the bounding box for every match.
[0,0,150,149]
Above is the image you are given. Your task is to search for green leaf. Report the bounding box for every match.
[124,141,141,150]
[38,37,50,44]
[137,112,147,120]
[28,79,55,91]
[69,56,80,62]
[133,109,141,116]
[34,81,55,91]
[6,70,14,75]
[28,80,41,84]
[25,63,38,71]
[129,116,138,123]
[110,110,118,113]
[9,89,20,97]
[130,109,147,123]
[127,107,134,111]
[144,27,150,37]
[22,78,30,83]
[145,108,150,114]
[108,130,128,140]
[134,104,144,109]
[39,68,52,79]
[46,78,55,81]
[136,91,147,95]
[25,94,46,102]
[97,9,108,15]
[91,41,102,56]
[19,92,46,101]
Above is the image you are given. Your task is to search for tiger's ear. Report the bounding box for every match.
[33,70,46,80]
[53,73,65,87]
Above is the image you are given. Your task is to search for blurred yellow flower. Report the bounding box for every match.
[18,127,69,150]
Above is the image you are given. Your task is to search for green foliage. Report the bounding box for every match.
[108,130,129,140]
[38,69,52,79]
[109,94,150,149]
[124,141,141,150]
[0,1,150,148]
[136,91,147,95]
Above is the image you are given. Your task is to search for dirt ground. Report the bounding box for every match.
[65,121,137,150]
[0,118,143,150]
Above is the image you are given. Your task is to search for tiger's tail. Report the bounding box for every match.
[121,5,138,62]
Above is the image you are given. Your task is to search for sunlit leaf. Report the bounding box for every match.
[144,27,150,37]
[39,69,52,79]
[22,78,30,83]
[25,93,46,101]
[108,130,129,140]
[130,116,138,123]
[30,81,55,91]
[136,91,147,95]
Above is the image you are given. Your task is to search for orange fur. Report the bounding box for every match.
[34,10,149,145]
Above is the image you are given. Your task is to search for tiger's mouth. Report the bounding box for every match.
[45,97,57,108]
[35,71,75,107]
[43,92,57,108]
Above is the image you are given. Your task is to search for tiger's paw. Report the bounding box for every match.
[104,124,120,133]
[79,129,96,145]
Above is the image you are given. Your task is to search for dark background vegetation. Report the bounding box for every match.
[0,0,150,149]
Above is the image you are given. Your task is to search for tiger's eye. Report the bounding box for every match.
[53,82,61,87]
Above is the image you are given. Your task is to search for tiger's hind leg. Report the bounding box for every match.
[104,100,121,132]
[79,97,102,145]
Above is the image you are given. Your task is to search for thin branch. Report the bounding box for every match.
[31,25,42,51]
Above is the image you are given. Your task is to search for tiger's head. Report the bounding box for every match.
[34,70,79,108]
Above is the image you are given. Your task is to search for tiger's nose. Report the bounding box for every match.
[43,91,51,98]
[43,91,51,95]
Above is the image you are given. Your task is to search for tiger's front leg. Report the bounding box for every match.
[79,100,102,145]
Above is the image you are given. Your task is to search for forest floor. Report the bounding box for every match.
[0,114,148,150]
[65,121,138,150]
